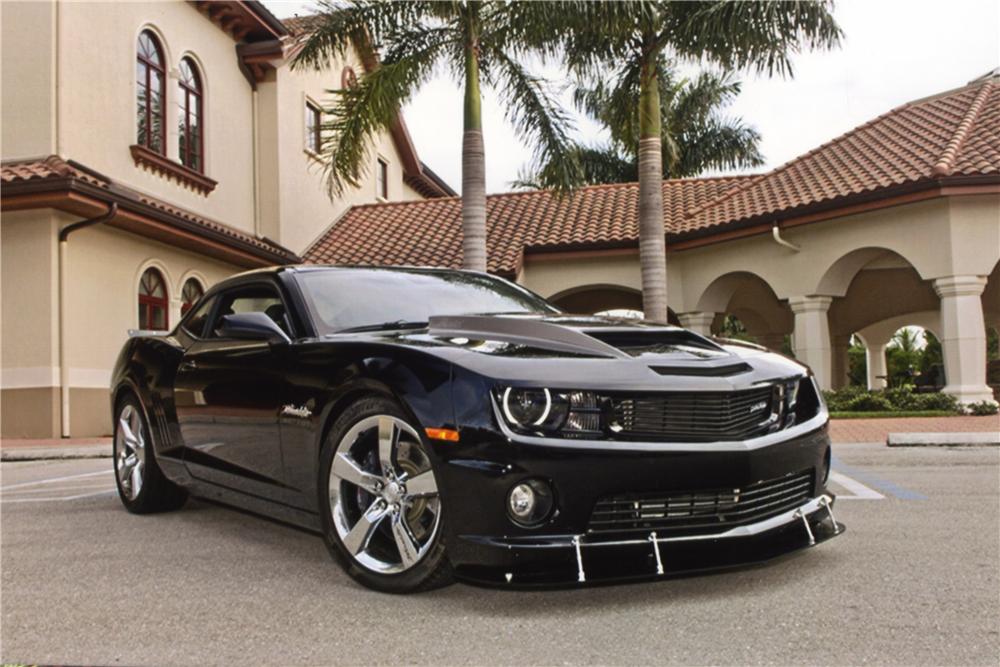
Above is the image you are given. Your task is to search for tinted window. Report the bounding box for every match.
[181,295,215,338]
[294,269,558,334]
[209,285,291,338]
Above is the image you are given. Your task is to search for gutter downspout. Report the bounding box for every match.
[58,203,118,437]
[772,223,801,252]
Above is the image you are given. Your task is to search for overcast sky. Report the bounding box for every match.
[263,0,1000,194]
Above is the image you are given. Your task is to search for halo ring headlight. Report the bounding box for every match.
[502,387,552,427]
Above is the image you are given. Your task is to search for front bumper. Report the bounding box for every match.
[433,413,838,585]
[456,494,843,586]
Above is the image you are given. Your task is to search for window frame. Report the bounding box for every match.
[206,281,296,341]
[304,99,322,156]
[376,157,388,200]
[138,267,169,331]
[180,277,205,316]
[177,57,204,173]
[136,30,166,155]
[179,293,216,339]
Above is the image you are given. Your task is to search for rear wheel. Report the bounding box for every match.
[113,394,187,513]
[319,396,451,593]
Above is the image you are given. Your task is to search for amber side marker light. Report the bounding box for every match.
[425,427,460,442]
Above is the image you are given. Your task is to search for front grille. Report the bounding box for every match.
[612,386,775,441]
[588,469,814,535]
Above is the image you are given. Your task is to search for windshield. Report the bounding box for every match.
[293,268,559,334]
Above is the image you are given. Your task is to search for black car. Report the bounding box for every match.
[111,266,842,592]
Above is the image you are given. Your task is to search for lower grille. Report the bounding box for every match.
[612,385,776,441]
[587,469,814,535]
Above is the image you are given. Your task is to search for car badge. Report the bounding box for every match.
[749,401,769,413]
[281,404,313,419]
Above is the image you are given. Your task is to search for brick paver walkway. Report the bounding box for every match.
[829,415,999,443]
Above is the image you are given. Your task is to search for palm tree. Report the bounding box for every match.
[518,64,764,187]
[538,1,841,322]
[291,0,581,272]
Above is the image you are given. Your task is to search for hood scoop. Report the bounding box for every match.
[428,315,627,359]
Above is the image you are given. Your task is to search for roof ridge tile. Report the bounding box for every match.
[932,79,994,176]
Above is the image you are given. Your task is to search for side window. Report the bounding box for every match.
[181,295,215,338]
[209,285,292,338]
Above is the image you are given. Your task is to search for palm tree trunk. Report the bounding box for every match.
[637,49,668,322]
[461,24,487,272]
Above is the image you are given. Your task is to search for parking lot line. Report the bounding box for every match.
[828,470,885,499]
[0,469,110,491]
[832,456,928,500]
[2,489,116,503]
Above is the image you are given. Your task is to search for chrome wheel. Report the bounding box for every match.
[115,404,146,501]
[329,415,441,574]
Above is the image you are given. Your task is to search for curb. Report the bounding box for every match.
[1,445,113,461]
[887,432,1000,447]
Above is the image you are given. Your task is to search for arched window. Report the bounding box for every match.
[136,30,166,154]
[177,57,203,171]
[180,277,204,315]
[138,268,169,330]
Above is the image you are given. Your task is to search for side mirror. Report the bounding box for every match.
[217,312,292,345]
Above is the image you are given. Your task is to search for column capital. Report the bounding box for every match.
[787,295,833,314]
[933,275,987,298]
[677,311,715,335]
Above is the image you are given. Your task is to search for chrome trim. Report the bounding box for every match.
[491,395,829,453]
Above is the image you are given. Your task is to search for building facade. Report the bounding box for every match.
[1,1,452,438]
[307,73,1000,407]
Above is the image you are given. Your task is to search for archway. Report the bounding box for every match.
[693,271,792,351]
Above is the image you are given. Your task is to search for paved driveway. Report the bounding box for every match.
[2,443,998,666]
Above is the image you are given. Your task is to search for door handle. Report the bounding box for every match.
[179,360,198,371]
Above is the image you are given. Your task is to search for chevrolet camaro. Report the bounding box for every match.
[110,265,843,593]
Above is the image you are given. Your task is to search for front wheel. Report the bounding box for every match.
[113,394,187,513]
[319,396,451,593]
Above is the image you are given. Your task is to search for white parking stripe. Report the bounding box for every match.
[0,469,110,491]
[829,470,885,500]
[2,489,116,503]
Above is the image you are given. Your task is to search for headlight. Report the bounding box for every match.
[501,387,567,429]
[497,387,603,435]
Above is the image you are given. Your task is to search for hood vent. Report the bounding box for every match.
[649,362,752,377]
[584,329,727,357]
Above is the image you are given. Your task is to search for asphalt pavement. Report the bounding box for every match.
[1,443,998,666]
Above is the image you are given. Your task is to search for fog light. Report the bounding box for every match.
[506,479,554,527]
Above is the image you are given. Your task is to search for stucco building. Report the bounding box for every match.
[307,72,1000,406]
[1,1,452,438]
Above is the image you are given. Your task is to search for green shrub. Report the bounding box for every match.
[907,392,959,412]
[823,386,961,414]
[966,401,999,416]
[844,393,894,412]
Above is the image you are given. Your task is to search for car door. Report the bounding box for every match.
[173,280,297,501]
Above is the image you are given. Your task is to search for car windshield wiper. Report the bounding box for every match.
[334,320,428,334]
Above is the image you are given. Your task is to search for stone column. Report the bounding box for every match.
[865,341,889,390]
[789,296,834,390]
[831,333,852,389]
[678,312,715,336]
[933,275,994,404]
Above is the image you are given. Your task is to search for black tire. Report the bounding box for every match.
[319,395,452,593]
[113,393,187,514]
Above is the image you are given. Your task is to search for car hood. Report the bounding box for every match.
[392,314,808,392]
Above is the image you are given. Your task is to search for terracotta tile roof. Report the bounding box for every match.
[305,176,751,274]
[306,73,1000,272]
[676,74,1000,234]
[1,155,298,263]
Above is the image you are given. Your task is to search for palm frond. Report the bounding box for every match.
[319,27,451,195]
[662,0,842,77]
[484,49,582,192]
[291,0,432,71]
